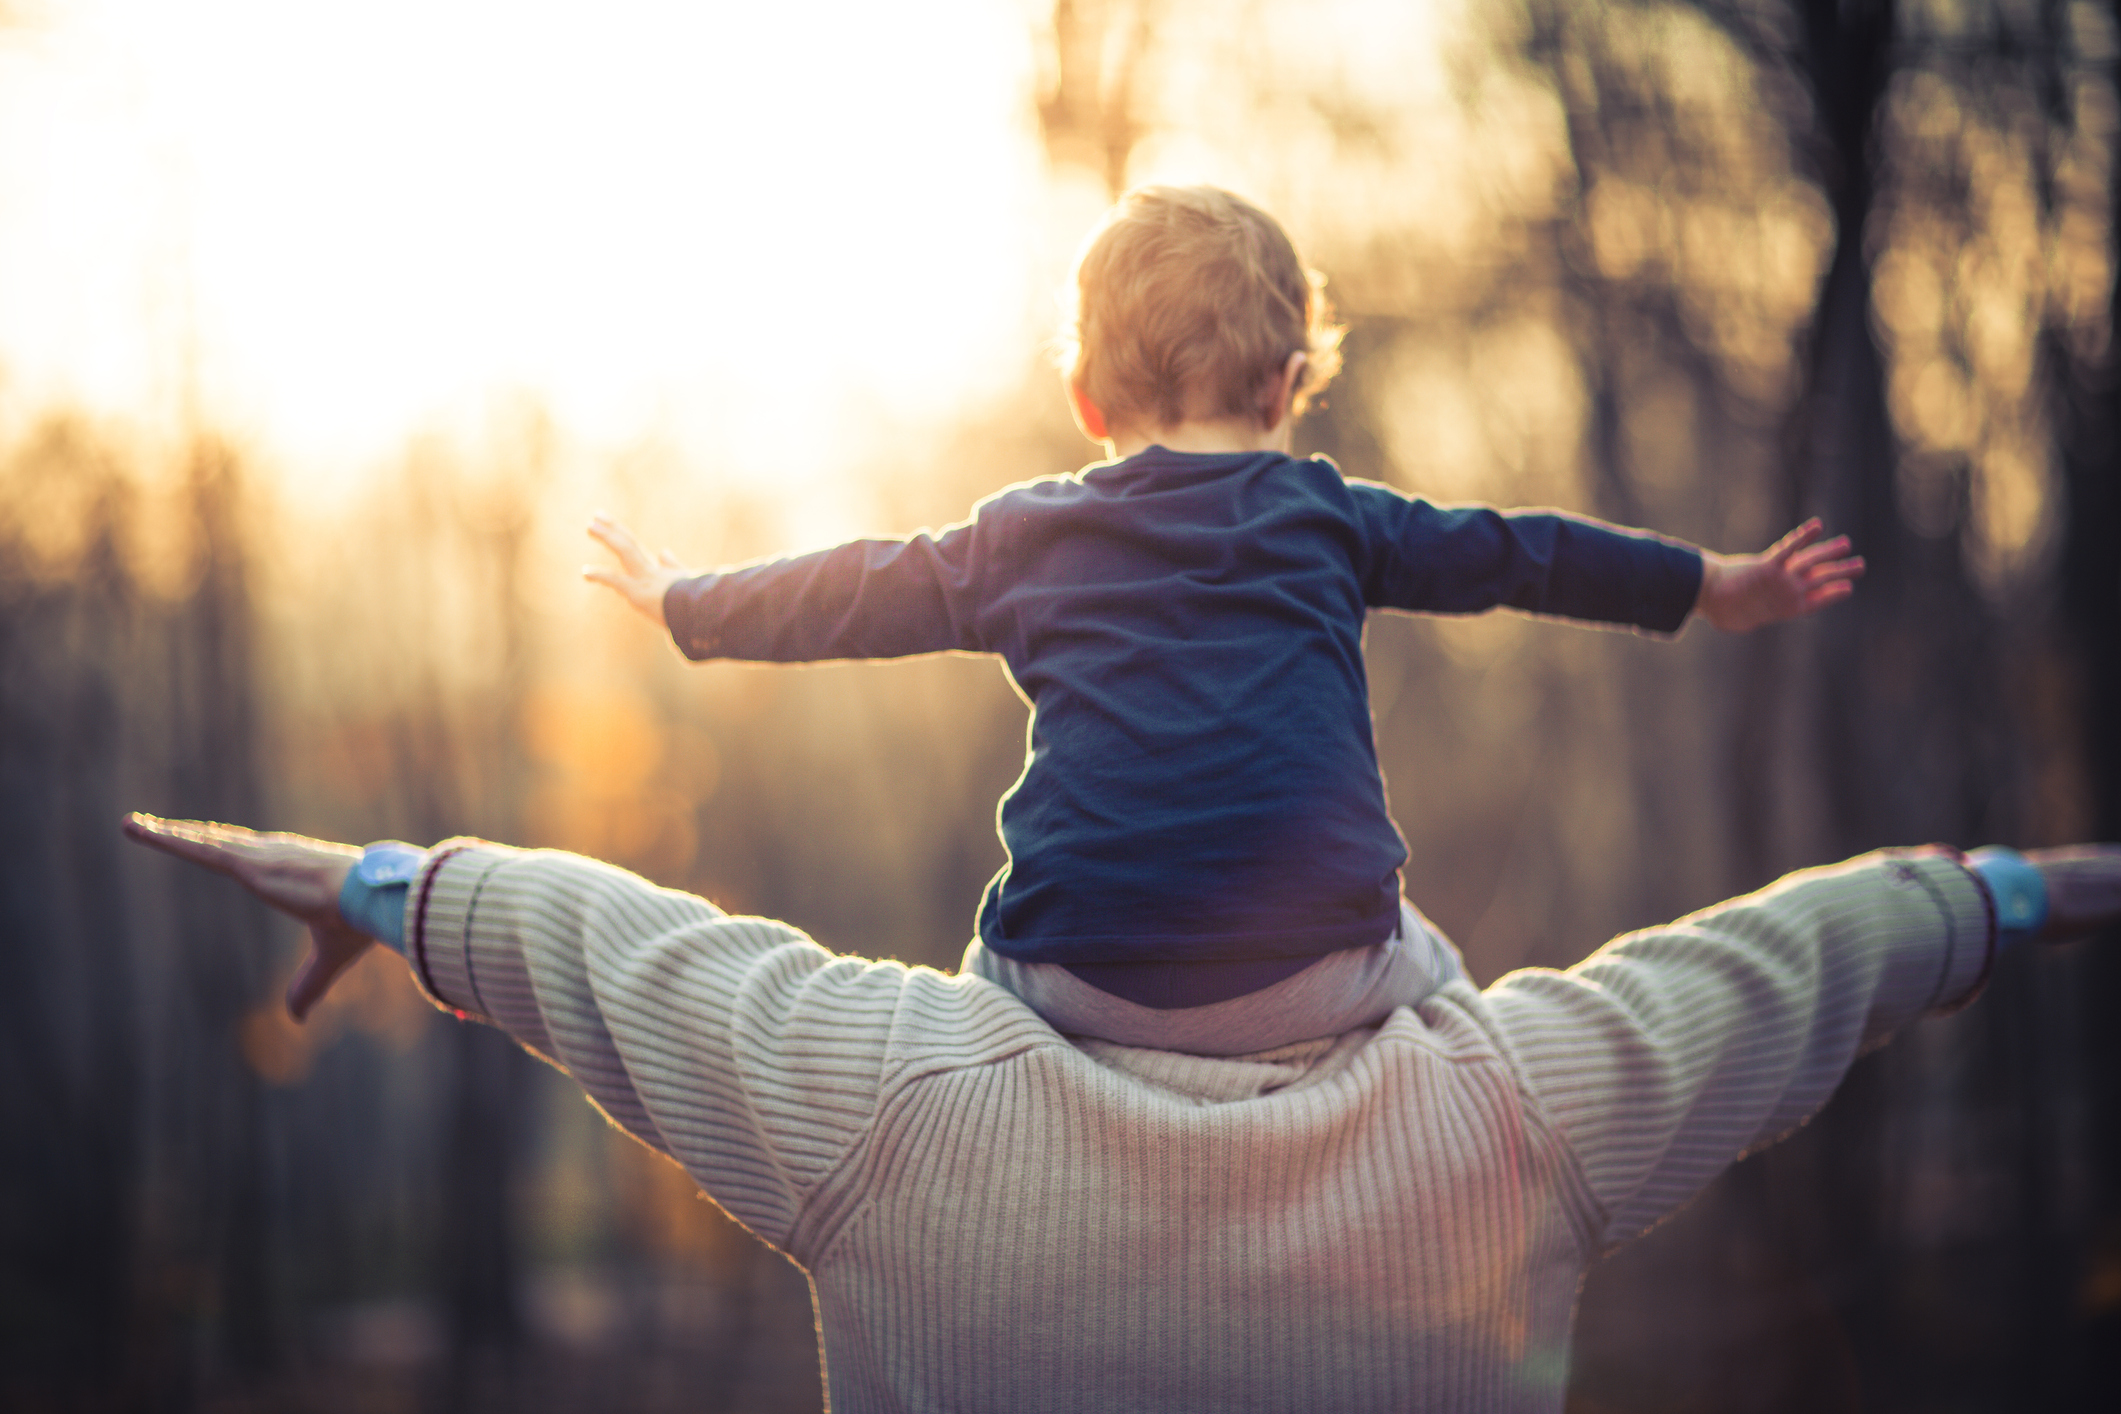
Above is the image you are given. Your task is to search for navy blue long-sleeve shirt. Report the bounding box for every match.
[665,449,1703,969]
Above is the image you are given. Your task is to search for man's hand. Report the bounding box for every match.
[584,514,688,630]
[124,813,374,1022]
[2027,845,2121,943]
[1695,519,1866,633]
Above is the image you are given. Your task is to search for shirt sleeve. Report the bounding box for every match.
[400,841,916,1250]
[663,520,989,663]
[1483,849,1994,1249]
[1348,483,1704,633]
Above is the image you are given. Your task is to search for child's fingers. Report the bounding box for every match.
[1803,579,1856,610]
[583,567,649,608]
[586,518,639,569]
[658,549,683,569]
[1801,554,1866,586]
[584,565,667,625]
[584,565,656,604]
[1767,518,1826,563]
[1785,535,1854,573]
[587,515,652,574]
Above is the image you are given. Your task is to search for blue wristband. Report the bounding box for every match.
[1968,846,2048,951]
[336,841,424,953]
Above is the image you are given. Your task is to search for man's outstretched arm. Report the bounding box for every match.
[122,814,925,1251]
[1485,844,2121,1252]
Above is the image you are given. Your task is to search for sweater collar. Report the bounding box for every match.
[1074,1027,1376,1105]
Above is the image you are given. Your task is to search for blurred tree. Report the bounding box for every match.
[2055,0,2121,1394]
[1514,1,2118,1408]
[1039,0,1158,197]
[0,421,149,1404]
[0,425,288,1400]
[164,437,281,1377]
[361,432,553,1397]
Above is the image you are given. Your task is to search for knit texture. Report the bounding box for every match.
[406,845,1990,1412]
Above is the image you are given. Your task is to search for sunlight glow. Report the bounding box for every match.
[0,0,1048,488]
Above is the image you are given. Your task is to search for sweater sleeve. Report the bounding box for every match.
[1349,483,1704,633]
[401,841,919,1250]
[663,520,989,662]
[1483,849,1993,1248]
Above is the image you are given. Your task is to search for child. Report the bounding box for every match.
[586,185,1863,1054]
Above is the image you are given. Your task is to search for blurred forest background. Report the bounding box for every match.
[4,0,2120,1409]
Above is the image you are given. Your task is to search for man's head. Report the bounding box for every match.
[1061,185,1344,444]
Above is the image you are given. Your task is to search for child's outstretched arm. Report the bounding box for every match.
[1694,519,1866,633]
[584,514,689,630]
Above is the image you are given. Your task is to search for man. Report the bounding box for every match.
[123,813,2120,1413]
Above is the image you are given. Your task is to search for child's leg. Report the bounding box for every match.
[1395,896,1469,992]
[961,900,1468,1056]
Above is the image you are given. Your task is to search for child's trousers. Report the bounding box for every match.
[961,899,1468,1056]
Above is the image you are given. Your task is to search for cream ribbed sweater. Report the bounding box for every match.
[406,844,1992,1413]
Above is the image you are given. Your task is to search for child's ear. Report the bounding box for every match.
[1067,379,1111,443]
[1261,352,1308,432]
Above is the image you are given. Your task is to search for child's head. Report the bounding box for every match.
[1061,185,1343,439]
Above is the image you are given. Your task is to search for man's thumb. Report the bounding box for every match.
[286,926,369,1021]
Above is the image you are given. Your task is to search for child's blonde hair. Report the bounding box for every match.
[1060,185,1344,435]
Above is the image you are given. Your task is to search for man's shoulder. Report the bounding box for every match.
[853,965,1077,1082]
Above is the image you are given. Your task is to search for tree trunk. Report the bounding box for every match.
[2053,8,2121,1399]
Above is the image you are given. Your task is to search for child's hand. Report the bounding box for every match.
[1695,519,1865,633]
[584,514,688,630]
